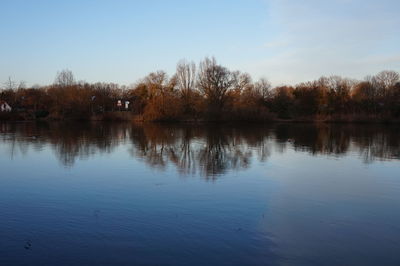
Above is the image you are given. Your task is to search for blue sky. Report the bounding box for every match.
[0,0,399,86]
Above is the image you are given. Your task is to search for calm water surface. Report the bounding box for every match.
[0,122,399,266]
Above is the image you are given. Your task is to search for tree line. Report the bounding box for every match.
[1,57,400,122]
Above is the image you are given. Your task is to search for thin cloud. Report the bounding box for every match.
[250,0,400,84]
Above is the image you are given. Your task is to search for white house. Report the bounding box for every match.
[0,101,12,112]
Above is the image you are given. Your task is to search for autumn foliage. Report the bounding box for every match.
[1,59,400,122]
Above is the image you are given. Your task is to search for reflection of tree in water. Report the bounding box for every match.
[272,123,400,163]
[128,124,272,178]
[274,124,350,155]
[349,126,400,163]
[197,128,248,178]
[198,127,273,178]
[130,123,399,177]
[0,122,399,176]
[0,122,126,167]
[50,123,127,166]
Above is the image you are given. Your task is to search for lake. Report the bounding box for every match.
[0,122,399,266]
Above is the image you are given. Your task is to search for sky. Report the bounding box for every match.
[0,0,399,87]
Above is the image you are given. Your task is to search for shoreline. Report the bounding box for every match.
[1,113,399,125]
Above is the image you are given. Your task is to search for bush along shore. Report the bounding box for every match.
[1,58,400,123]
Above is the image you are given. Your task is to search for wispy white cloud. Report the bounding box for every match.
[247,0,400,85]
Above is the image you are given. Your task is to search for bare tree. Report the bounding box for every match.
[144,70,170,97]
[197,57,237,113]
[372,70,400,97]
[176,60,196,98]
[175,60,196,113]
[254,78,272,100]
[233,72,252,93]
[3,76,17,90]
[54,69,75,87]
[18,81,26,90]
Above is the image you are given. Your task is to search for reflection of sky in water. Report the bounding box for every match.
[0,123,399,265]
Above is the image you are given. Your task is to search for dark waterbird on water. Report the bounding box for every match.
[24,240,32,250]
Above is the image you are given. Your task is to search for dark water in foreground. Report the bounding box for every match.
[0,122,399,266]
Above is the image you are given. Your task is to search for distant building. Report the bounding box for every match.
[0,101,12,112]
